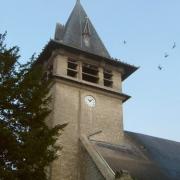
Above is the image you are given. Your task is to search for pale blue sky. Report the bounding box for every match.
[1,0,180,141]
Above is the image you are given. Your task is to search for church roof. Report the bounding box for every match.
[125,131,180,180]
[92,131,180,180]
[54,0,111,58]
[37,1,138,81]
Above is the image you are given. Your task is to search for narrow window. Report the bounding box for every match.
[67,59,78,78]
[82,63,99,84]
[48,64,53,79]
[104,69,113,87]
[42,71,48,81]
[42,64,53,81]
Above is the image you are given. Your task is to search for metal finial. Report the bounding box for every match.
[77,0,80,2]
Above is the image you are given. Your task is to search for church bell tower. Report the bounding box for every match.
[38,1,138,179]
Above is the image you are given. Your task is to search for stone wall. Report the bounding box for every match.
[50,52,125,180]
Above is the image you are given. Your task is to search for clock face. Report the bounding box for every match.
[85,96,96,107]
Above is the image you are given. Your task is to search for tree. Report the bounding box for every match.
[0,32,66,180]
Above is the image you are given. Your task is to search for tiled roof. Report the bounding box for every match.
[125,131,180,180]
[91,131,180,180]
[54,0,111,58]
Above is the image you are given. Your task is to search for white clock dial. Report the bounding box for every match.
[85,96,96,107]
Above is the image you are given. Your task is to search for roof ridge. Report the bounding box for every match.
[125,131,180,144]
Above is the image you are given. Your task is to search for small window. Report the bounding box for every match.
[67,59,78,78]
[82,63,99,84]
[42,64,53,81]
[48,65,53,79]
[42,71,48,81]
[104,69,113,87]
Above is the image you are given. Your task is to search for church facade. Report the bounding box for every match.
[38,1,180,180]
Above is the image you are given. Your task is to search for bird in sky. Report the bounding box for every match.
[164,53,169,58]
[158,65,163,70]
[123,40,127,44]
[172,42,176,49]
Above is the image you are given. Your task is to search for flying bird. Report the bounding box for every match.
[158,65,163,70]
[164,53,169,58]
[123,40,127,44]
[172,42,176,49]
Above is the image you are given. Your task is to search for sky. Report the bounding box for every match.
[1,0,180,142]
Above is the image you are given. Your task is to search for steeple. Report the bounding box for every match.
[54,1,110,58]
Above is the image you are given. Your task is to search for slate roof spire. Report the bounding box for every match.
[54,0,110,58]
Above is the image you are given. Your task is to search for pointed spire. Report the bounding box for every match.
[54,1,110,58]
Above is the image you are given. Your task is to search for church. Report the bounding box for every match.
[37,1,180,179]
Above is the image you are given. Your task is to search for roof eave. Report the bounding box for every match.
[37,40,138,81]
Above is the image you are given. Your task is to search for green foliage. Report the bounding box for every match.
[0,32,66,180]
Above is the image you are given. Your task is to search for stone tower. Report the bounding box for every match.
[38,1,137,179]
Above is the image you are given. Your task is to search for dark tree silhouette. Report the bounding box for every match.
[0,32,66,180]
